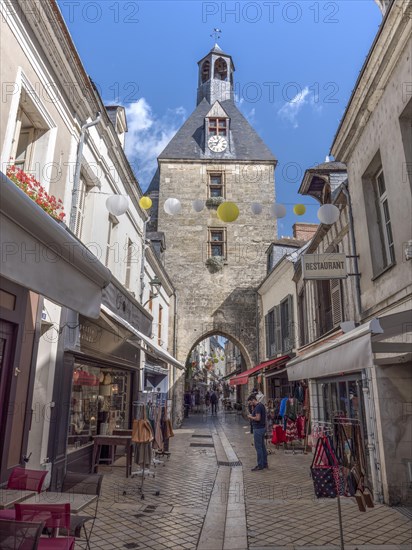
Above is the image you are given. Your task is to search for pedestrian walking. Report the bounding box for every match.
[247,393,268,471]
[205,391,211,412]
[210,390,218,415]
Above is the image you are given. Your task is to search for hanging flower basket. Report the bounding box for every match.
[205,256,225,273]
[6,165,66,221]
[205,196,224,209]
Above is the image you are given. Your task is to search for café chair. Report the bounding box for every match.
[61,472,103,550]
[0,468,48,520]
[0,518,44,550]
[15,503,75,550]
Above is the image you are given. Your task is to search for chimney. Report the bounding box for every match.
[293,222,318,242]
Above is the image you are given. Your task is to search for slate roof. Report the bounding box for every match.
[308,161,346,172]
[158,99,276,162]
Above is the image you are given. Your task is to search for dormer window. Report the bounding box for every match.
[208,118,227,137]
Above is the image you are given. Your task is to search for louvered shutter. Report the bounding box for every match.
[273,305,281,356]
[265,314,270,357]
[286,294,294,352]
[330,279,343,327]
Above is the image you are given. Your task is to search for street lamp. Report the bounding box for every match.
[143,276,162,307]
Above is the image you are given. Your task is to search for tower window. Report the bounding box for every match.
[209,228,226,258]
[209,172,224,198]
[201,60,210,83]
[214,58,228,81]
[208,118,227,136]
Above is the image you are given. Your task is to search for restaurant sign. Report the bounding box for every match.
[302,253,347,280]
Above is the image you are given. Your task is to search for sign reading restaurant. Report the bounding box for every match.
[302,253,348,280]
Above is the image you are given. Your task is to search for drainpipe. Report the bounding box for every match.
[69,113,101,232]
[341,181,362,318]
[139,217,150,304]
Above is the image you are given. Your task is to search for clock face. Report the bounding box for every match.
[208,135,228,152]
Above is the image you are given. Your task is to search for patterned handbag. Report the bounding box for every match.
[310,436,340,498]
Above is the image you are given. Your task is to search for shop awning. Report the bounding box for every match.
[229,356,290,386]
[0,172,111,318]
[287,319,383,381]
[101,304,184,370]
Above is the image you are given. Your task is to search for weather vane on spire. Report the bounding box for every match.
[210,28,222,43]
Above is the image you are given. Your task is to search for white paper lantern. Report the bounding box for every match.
[317,204,340,225]
[106,195,129,216]
[164,197,182,215]
[250,202,263,215]
[192,199,205,212]
[270,203,286,218]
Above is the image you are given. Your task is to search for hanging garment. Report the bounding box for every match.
[153,407,164,451]
[296,415,306,439]
[271,424,286,445]
[285,398,298,421]
[134,442,152,468]
[285,418,298,442]
[279,397,288,417]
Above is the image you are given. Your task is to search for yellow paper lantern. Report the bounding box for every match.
[139,196,152,210]
[293,204,306,216]
[217,202,239,223]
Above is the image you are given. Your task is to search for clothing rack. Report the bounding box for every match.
[130,400,156,500]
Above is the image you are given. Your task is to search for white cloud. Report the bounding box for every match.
[124,98,186,190]
[277,86,322,129]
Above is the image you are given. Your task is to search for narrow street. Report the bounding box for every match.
[84,410,411,550]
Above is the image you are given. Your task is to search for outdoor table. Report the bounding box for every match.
[21,491,97,513]
[92,435,133,477]
[0,489,36,509]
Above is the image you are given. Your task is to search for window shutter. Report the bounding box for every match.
[274,305,281,356]
[265,314,270,357]
[287,294,294,352]
[330,279,343,327]
[74,178,86,238]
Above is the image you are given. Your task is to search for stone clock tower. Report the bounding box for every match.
[147,44,277,419]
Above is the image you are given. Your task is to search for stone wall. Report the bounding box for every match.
[157,160,276,423]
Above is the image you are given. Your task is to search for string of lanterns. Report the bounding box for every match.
[138,196,340,225]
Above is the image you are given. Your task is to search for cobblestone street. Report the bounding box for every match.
[78,411,412,550]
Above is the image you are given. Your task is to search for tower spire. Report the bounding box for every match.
[196,42,235,105]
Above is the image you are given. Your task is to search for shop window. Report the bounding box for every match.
[209,172,224,197]
[208,228,226,258]
[68,365,131,449]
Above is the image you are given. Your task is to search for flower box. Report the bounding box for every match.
[205,256,225,273]
[6,165,65,221]
[205,196,224,209]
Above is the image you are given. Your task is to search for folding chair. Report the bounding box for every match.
[61,471,103,550]
[0,519,44,550]
[15,503,75,550]
[0,468,47,520]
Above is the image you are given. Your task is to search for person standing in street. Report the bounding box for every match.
[210,390,218,415]
[247,393,268,471]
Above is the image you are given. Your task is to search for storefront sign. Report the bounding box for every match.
[302,253,347,280]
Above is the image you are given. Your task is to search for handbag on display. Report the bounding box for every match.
[310,436,340,498]
[132,406,154,444]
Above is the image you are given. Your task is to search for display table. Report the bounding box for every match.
[0,489,36,509]
[92,435,133,478]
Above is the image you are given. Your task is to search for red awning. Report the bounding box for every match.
[229,355,289,386]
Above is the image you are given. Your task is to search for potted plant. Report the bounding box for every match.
[6,165,66,221]
[205,196,224,209]
[205,256,225,273]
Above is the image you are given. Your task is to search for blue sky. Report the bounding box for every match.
[58,0,382,235]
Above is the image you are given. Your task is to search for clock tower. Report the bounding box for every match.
[147,45,277,423]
